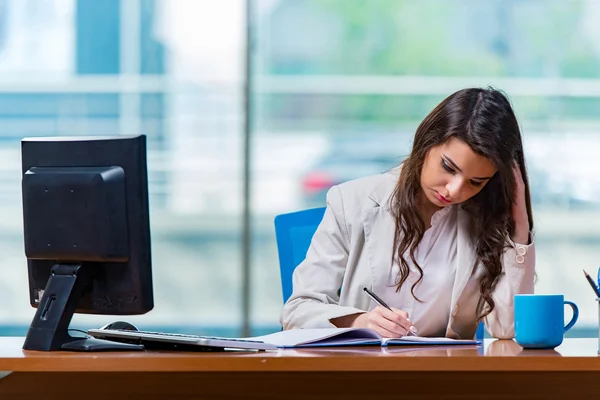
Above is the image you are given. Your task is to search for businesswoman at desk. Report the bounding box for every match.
[281,87,535,340]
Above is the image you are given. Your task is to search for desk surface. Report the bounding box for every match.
[0,336,598,372]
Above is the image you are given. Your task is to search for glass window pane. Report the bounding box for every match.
[0,0,246,337]
[252,0,600,337]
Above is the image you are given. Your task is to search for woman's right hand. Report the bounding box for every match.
[351,306,417,338]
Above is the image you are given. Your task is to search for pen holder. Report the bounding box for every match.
[597,299,600,354]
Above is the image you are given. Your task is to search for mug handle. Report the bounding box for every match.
[564,301,579,333]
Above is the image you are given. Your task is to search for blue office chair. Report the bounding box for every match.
[274,207,326,303]
[273,206,484,340]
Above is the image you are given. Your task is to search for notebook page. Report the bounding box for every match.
[245,328,382,347]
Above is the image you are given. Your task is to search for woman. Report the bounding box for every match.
[280,87,535,340]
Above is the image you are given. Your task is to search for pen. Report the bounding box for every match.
[362,287,419,336]
[583,269,600,298]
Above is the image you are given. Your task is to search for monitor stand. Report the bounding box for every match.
[22,264,144,352]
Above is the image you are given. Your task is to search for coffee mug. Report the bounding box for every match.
[514,294,578,349]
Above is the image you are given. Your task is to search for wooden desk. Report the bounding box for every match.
[0,336,598,399]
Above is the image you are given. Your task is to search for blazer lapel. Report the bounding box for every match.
[363,176,397,292]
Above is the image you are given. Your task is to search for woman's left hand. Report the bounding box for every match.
[511,163,530,244]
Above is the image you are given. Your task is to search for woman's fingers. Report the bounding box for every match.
[367,306,416,337]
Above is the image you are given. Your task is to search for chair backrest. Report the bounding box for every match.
[273,206,484,340]
[274,207,326,303]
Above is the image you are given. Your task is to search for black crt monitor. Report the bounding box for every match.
[21,135,153,351]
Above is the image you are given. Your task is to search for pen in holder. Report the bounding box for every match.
[582,270,600,353]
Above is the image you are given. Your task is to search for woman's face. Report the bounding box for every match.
[420,137,498,208]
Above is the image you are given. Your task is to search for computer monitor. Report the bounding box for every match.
[20,134,153,351]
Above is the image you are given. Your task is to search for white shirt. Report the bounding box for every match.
[374,205,458,337]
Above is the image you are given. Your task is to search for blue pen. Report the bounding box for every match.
[597,266,600,290]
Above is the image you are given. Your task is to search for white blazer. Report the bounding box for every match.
[280,170,535,339]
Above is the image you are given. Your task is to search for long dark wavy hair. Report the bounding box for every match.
[389,87,533,319]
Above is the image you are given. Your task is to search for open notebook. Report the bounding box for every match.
[247,328,481,348]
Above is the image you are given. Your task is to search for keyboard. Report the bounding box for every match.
[87,328,277,351]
